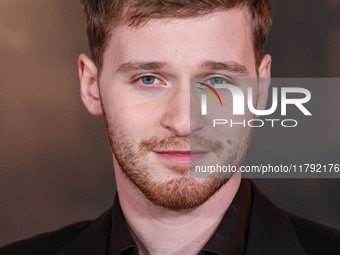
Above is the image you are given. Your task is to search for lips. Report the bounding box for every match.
[153,150,209,164]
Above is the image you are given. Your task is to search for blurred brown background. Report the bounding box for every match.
[0,0,340,247]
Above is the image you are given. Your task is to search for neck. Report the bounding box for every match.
[115,163,241,255]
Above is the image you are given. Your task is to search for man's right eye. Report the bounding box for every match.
[134,76,165,87]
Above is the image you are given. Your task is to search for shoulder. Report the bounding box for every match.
[287,212,340,255]
[248,181,340,255]
[0,220,92,255]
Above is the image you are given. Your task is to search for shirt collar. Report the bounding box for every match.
[200,178,252,255]
[108,195,138,255]
[108,178,252,255]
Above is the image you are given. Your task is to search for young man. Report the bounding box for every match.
[1,0,339,254]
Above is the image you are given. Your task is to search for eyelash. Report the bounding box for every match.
[132,75,166,88]
[130,74,234,89]
[203,76,235,86]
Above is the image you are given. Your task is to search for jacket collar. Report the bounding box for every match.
[201,178,252,255]
[244,182,306,255]
[55,180,307,255]
[55,208,112,255]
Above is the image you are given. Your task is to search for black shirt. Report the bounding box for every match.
[1,178,340,254]
[108,178,252,255]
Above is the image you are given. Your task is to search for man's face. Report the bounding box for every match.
[85,8,270,210]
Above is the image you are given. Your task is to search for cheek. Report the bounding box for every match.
[201,88,256,138]
[102,92,161,135]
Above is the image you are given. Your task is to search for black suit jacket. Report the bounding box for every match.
[1,182,340,255]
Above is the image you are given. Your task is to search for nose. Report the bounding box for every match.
[160,81,204,137]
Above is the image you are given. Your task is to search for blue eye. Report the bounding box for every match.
[141,76,157,85]
[208,77,227,85]
[135,75,165,87]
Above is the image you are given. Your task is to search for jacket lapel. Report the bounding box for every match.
[54,182,308,255]
[55,209,112,255]
[244,183,306,255]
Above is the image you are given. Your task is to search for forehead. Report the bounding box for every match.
[103,8,255,73]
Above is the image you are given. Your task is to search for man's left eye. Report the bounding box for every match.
[207,77,228,85]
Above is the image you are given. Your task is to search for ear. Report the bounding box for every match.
[256,54,272,111]
[78,54,103,116]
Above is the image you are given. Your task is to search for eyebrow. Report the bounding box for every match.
[116,60,249,76]
[201,61,248,76]
[117,61,167,73]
